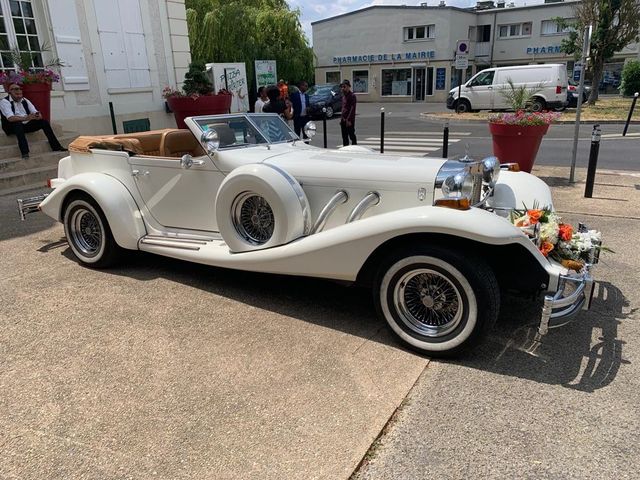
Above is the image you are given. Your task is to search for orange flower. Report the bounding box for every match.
[539,241,554,257]
[558,223,573,242]
[527,209,543,224]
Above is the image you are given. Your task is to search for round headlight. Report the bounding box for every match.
[442,172,474,199]
[201,129,220,152]
[481,156,500,187]
[303,121,317,139]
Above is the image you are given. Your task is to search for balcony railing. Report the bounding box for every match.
[474,42,491,57]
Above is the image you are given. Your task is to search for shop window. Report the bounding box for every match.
[326,71,340,84]
[404,24,435,41]
[352,70,368,93]
[0,0,44,72]
[498,22,531,38]
[541,19,574,35]
[381,68,411,96]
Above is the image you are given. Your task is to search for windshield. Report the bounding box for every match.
[308,85,336,96]
[191,113,298,147]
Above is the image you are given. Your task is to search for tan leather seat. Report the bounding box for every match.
[113,129,171,156]
[160,129,205,157]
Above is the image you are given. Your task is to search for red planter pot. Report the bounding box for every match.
[489,122,549,173]
[3,82,52,122]
[167,94,232,129]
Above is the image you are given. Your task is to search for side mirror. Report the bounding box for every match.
[200,129,220,154]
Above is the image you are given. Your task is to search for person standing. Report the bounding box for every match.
[262,85,292,120]
[340,79,357,146]
[290,80,310,138]
[0,83,66,159]
[254,86,269,113]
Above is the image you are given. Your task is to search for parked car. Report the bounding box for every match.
[18,113,600,357]
[307,83,342,118]
[567,79,591,107]
[447,64,568,113]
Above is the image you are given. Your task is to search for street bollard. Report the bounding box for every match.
[322,107,328,148]
[584,124,601,198]
[380,107,385,154]
[622,92,639,137]
[442,120,449,158]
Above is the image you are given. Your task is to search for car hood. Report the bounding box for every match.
[262,143,446,189]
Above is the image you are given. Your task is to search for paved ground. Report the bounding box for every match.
[354,166,640,479]
[1,119,638,478]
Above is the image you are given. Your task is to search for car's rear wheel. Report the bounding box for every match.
[63,194,121,268]
[529,97,546,112]
[373,246,499,357]
[324,106,334,118]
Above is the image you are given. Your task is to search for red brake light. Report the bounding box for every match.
[556,85,562,94]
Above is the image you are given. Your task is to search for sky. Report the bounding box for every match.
[286,0,544,45]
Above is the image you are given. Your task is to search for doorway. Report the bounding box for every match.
[426,67,434,96]
[414,67,425,101]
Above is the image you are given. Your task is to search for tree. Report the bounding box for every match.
[557,0,640,104]
[185,0,314,101]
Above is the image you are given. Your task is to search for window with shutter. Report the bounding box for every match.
[0,0,43,72]
[94,0,150,89]
[48,0,89,90]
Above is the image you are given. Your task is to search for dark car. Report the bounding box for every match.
[567,79,591,107]
[307,83,343,119]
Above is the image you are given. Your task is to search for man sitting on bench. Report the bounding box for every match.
[0,83,66,159]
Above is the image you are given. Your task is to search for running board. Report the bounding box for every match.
[139,235,216,251]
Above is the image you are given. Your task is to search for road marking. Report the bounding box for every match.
[363,136,460,142]
[601,132,640,138]
[384,131,472,136]
[358,140,455,147]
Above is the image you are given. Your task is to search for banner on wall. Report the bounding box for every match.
[255,60,277,90]
[206,62,249,113]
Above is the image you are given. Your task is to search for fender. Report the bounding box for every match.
[40,172,146,250]
[488,170,554,213]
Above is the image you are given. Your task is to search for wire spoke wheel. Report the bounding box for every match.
[69,207,103,256]
[233,192,275,245]
[395,268,463,337]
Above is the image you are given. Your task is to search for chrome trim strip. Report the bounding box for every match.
[311,190,348,234]
[347,192,380,223]
[263,163,312,235]
[142,235,208,245]
[17,194,49,221]
[140,237,202,251]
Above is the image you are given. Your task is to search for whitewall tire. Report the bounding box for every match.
[215,164,311,252]
[374,246,499,357]
[63,195,121,268]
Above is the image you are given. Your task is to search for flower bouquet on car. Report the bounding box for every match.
[510,204,609,271]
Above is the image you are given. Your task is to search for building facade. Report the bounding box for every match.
[0,0,190,134]
[312,1,639,103]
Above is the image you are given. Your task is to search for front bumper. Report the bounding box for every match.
[538,264,595,335]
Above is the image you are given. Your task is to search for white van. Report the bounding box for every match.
[446,64,568,113]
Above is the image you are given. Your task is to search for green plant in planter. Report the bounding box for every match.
[182,61,213,96]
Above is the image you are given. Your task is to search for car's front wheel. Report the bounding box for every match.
[374,246,499,357]
[324,106,334,118]
[63,194,121,268]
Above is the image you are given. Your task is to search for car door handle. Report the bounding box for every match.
[132,169,150,177]
[487,86,493,89]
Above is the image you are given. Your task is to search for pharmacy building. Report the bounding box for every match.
[311,0,639,104]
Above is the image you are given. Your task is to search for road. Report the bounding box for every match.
[310,102,640,172]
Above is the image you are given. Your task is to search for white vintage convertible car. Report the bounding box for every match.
[18,113,599,357]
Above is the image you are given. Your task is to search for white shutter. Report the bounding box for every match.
[94,0,150,89]
[119,0,150,88]
[48,0,90,91]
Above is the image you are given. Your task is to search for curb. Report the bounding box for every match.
[419,113,640,125]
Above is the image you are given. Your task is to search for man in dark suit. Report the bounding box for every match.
[290,80,310,138]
